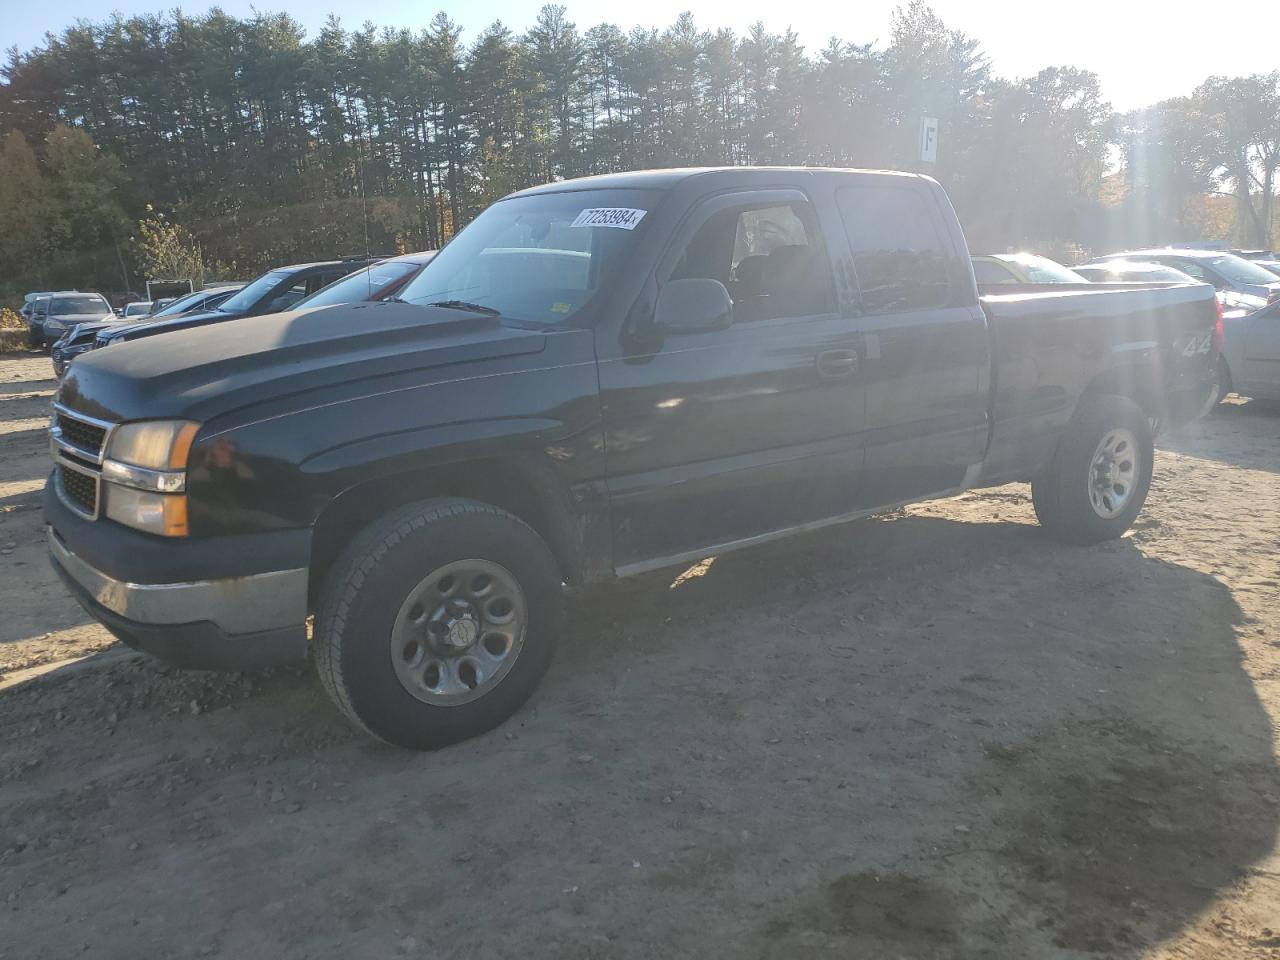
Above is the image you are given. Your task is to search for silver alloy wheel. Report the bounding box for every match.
[1088,427,1140,519]
[390,559,527,705]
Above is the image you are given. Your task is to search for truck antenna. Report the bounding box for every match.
[357,140,373,300]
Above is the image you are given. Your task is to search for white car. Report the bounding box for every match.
[120,301,153,318]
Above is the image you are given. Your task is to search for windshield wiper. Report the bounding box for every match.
[426,300,501,317]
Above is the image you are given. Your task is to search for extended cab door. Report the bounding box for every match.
[598,189,867,572]
[831,180,990,507]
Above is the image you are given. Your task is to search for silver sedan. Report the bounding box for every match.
[1219,300,1280,401]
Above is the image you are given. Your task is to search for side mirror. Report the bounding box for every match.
[654,278,734,334]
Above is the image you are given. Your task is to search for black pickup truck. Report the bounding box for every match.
[46,167,1218,749]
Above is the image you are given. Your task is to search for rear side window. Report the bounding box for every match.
[836,186,952,313]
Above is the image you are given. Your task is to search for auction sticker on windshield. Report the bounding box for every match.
[571,208,647,230]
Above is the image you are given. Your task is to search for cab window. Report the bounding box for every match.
[669,201,835,322]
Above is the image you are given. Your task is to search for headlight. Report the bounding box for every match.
[107,420,199,471]
[104,484,189,536]
[102,420,199,536]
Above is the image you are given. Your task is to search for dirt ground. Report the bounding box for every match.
[2,348,1278,959]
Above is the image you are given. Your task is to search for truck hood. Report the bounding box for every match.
[58,301,548,424]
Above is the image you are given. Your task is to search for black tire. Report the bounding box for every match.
[314,498,562,749]
[1031,394,1154,545]
[26,328,41,349]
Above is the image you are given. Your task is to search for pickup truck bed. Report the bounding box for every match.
[979,282,1217,484]
[45,166,1219,748]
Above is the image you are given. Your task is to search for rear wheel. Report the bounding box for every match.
[314,498,562,749]
[1032,394,1153,545]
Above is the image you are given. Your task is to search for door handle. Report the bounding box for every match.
[816,349,859,378]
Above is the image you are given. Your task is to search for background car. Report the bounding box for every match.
[22,290,78,346]
[147,283,245,318]
[119,301,153,318]
[90,257,381,351]
[1075,260,1265,317]
[971,253,1086,283]
[1087,249,1280,304]
[51,284,247,377]
[33,292,114,348]
[290,250,437,310]
[1073,260,1200,284]
[1215,298,1280,402]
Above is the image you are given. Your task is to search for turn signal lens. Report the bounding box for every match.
[104,485,189,537]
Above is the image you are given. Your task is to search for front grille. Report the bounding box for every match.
[53,410,107,459]
[58,464,99,518]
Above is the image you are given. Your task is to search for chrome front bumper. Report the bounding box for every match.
[48,527,307,636]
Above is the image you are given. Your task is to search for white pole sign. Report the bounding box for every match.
[919,116,939,163]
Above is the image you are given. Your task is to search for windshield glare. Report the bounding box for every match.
[296,260,421,309]
[1209,254,1280,286]
[218,271,288,313]
[398,189,656,325]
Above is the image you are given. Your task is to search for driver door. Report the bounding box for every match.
[598,190,866,572]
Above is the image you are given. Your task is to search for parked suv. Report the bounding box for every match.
[22,290,78,347]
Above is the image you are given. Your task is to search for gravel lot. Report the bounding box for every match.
[2,349,1279,959]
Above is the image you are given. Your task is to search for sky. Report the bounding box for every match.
[3,0,1275,111]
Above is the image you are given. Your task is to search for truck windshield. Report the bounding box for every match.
[218,271,289,313]
[398,189,658,325]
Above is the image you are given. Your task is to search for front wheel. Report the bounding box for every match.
[1032,394,1154,545]
[314,498,562,749]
